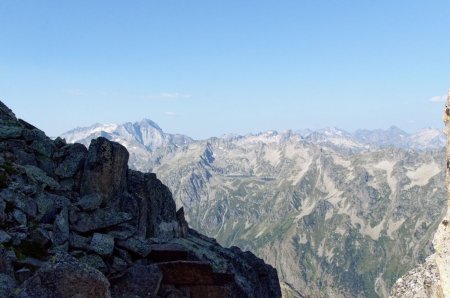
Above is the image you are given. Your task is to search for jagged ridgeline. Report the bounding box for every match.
[62,119,447,297]
[152,135,446,298]
[0,101,281,298]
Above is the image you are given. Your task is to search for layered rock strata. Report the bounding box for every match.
[0,101,281,298]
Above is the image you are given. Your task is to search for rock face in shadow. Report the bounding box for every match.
[125,170,178,239]
[18,252,111,298]
[81,137,129,207]
[0,100,281,298]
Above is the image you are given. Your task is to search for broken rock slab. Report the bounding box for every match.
[17,252,111,298]
[89,233,114,256]
[70,209,133,233]
[116,236,156,258]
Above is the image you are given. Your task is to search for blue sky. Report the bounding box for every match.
[0,1,449,139]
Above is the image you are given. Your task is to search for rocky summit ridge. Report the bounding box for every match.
[0,100,281,298]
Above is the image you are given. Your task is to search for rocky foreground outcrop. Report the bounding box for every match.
[0,101,281,298]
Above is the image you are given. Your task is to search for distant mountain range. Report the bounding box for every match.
[62,121,445,172]
[61,120,447,297]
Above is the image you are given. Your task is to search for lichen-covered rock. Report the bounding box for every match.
[79,254,108,274]
[75,193,103,211]
[22,128,47,142]
[17,253,111,298]
[90,233,114,256]
[55,143,87,178]
[30,138,55,158]
[116,236,155,258]
[35,193,70,224]
[0,101,18,125]
[0,188,37,218]
[70,209,133,233]
[23,165,60,190]
[0,126,23,140]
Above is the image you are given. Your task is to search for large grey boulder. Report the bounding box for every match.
[79,254,108,274]
[75,193,103,211]
[23,165,60,190]
[80,137,129,207]
[89,233,114,256]
[30,138,55,158]
[0,126,22,140]
[55,143,87,178]
[18,253,111,298]
[70,209,133,233]
[116,236,155,258]
[35,193,70,224]
[0,188,37,218]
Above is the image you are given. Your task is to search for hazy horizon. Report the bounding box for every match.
[4,98,447,140]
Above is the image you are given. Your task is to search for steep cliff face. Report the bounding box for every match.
[390,90,450,298]
[0,101,281,298]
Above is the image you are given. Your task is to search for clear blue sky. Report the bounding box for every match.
[1,1,449,138]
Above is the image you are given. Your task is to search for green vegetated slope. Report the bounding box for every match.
[153,137,446,297]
